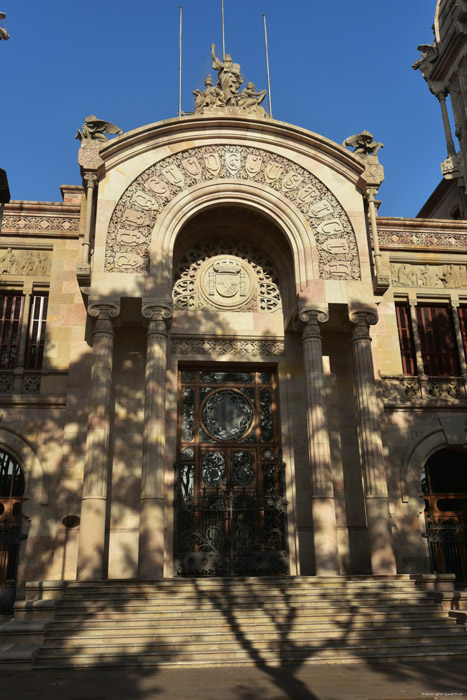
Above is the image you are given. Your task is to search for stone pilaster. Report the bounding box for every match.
[77,300,120,580]
[137,300,172,579]
[348,309,397,575]
[297,307,340,575]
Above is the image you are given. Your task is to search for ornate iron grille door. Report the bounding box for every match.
[425,494,467,586]
[175,368,288,576]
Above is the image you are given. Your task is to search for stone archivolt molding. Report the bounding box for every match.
[0,247,51,276]
[391,262,467,288]
[2,215,79,234]
[171,336,284,356]
[173,238,282,313]
[105,145,360,281]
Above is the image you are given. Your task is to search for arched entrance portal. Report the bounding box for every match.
[422,449,467,585]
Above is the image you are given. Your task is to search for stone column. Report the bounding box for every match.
[137,301,172,579]
[81,172,97,265]
[435,88,457,158]
[77,300,120,580]
[408,300,428,395]
[298,308,340,575]
[348,309,397,575]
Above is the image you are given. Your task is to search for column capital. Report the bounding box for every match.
[294,306,329,339]
[88,299,120,336]
[82,171,98,188]
[142,299,173,335]
[347,307,378,340]
[364,186,379,202]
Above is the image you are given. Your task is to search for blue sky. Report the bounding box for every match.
[1,1,446,217]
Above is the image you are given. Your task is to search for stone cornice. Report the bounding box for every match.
[377,216,467,252]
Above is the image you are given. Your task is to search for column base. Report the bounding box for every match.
[366,496,397,575]
[137,497,164,579]
[76,497,107,581]
[312,496,340,575]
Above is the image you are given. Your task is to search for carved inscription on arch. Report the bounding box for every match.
[105,145,360,280]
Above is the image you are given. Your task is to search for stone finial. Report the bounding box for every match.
[75,115,122,143]
[0,11,9,40]
[193,44,268,117]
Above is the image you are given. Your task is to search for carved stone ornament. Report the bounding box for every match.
[391,262,467,288]
[379,229,467,250]
[343,131,384,159]
[171,337,284,356]
[0,247,51,276]
[1,215,79,234]
[106,144,360,281]
[173,240,281,313]
[0,11,9,40]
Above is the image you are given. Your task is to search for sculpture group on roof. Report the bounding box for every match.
[193,44,268,116]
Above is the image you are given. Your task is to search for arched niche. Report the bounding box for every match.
[171,204,296,320]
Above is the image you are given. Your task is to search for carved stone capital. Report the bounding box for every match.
[142,300,173,336]
[346,308,378,340]
[88,300,120,336]
[82,172,98,189]
[295,307,329,340]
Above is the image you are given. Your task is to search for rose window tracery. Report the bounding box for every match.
[173,238,282,313]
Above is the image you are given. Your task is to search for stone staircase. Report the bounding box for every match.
[18,575,467,668]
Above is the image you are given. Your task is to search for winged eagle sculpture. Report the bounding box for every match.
[75,115,122,142]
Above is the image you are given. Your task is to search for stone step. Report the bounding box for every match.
[53,608,450,624]
[54,600,442,616]
[48,618,459,636]
[35,640,467,668]
[43,626,467,647]
[60,590,426,604]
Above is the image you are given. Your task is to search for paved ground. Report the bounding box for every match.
[1,659,466,700]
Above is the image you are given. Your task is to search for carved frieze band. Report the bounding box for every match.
[391,262,467,288]
[2,216,79,233]
[0,247,51,276]
[171,337,285,356]
[379,229,467,250]
[106,145,360,281]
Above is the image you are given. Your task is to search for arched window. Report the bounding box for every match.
[0,450,25,500]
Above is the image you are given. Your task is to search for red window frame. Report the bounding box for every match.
[416,305,460,377]
[0,295,24,369]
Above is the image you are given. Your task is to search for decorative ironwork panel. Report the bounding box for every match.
[175,367,287,576]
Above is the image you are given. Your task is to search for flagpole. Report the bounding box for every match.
[178,6,183,117]
[222,0,225,59]
[263,14,273,118]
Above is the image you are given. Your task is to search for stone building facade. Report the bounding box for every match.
[1,2,467,608]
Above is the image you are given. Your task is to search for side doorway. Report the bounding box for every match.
[0,450,25,611]
[174,367,288,576]
[422,448,467,587]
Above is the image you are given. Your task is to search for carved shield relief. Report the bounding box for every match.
[198,256,255,311]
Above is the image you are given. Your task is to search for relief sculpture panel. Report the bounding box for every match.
[0,248,51,276]
[105,145,360,281]
[391,263,467,288]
